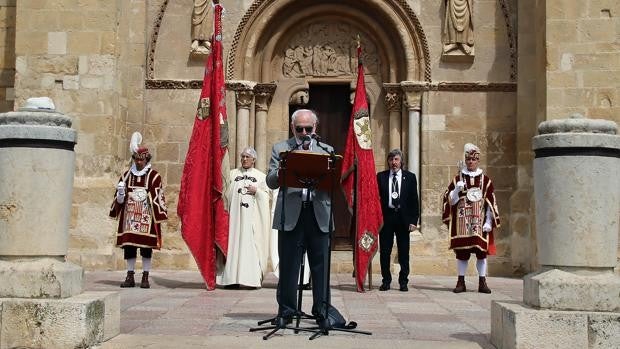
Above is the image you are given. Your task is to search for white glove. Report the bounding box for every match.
[455,181,465,192]
[483,222,492,233]
[116,181,126,196]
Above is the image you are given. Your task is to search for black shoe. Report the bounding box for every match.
[298,283,312,290]
[399,284,408,292]
[379,283,390,291]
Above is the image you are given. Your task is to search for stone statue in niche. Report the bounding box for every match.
[442,0,475,56]
[281,22,379,78]
[191,0,213,55]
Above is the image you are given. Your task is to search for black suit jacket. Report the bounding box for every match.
[377,169,420,227]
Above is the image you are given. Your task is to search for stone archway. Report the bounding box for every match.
[227,0,430,82]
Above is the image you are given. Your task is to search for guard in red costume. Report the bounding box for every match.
[442,143,499,293]
[110,132,168,289]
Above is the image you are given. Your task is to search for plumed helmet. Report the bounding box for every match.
[464,143,480,160]
[130,132,151,161]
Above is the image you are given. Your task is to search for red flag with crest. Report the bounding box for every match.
[340,40,383,292]
[177,1,229,291]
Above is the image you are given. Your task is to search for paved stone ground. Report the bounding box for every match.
[87,271,522,349]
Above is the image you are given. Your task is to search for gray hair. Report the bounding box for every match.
[290,109,318,125]
[387,148,405,167]
[240,146,257,159]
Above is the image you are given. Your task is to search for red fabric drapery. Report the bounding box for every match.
[177,3,229,291]
[341,44,383,292]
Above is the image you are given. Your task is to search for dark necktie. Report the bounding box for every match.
[392,172,399,208]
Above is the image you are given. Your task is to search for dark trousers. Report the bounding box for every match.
[277,204,330,318]
[379,209,410,286]
[123,246,152,259]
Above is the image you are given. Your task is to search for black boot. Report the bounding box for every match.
[140,271,150,289]
[120,271,135,288]
[453,275,466,293]
[478,276,491,294]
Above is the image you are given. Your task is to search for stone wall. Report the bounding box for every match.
[0,0,15,112]
[12,0,615,277]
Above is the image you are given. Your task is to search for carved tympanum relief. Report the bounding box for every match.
[442,0,475,56]
[281,23,379,78]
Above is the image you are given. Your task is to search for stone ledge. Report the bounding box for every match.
[0,291,120,349]
[491,301,620,349]
[0,259,83,298]
[524,269,620,312]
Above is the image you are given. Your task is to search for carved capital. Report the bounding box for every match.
[254,83,277,112]
[383,83,402,112]
[401,82,428,111]
[236,89,254,109]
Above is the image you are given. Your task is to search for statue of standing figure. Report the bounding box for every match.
[443,0,474,55]
[191,0,213,55]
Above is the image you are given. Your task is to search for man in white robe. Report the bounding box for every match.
[217,147,271,288]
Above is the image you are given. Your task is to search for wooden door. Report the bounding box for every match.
[290,84,353,250]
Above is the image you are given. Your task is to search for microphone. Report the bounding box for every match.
[310,133,321,142]
[299,135,311,150]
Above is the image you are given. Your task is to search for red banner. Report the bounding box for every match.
[341,44,383,292]
[177,3,229,291]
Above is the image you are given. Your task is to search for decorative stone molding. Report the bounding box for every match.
[145,79,202,89]
[498,0,517,82]
[383,83,402,112]
[146,0,170,81]
[254,83,277,112]
[399,81,516,92]
[227,0,432,82]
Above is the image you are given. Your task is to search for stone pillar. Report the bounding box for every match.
[491,115,620,349]
[0,99,120,348]
[383,83,402,151]
[232,81,255,157]
[401,83,424,190]
[254,83,276,172]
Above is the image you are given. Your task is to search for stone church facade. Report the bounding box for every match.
[0,0,617,277]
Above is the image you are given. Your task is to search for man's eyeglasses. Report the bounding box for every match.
[295,126,313,133]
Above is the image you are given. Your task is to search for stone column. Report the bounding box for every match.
[401,82,425,190]
[0,99,120,348]
[491,115,620,349]
[254,83,276,172]
[231,81,255,157]
[383,83,402,151]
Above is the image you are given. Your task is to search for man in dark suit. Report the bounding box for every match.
[377,149,419,291]
[266,109,334,326]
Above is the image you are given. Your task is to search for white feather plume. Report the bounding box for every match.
[130,132,142,154]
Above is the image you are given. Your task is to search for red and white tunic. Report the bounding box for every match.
[109,166,168,249]
[442,170,500,255]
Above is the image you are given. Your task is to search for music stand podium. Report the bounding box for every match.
[250,150,371,340]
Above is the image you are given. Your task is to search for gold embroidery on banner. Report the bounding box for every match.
[359,230,376,252]
[197,97,210,120]
[353,116,372,150]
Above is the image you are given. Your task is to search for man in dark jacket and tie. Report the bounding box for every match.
[377,149,419,291]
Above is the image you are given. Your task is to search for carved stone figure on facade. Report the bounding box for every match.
[191,0,213,55]
[442,0,474,55]
[282,48,301,77]
[289,89,309,106]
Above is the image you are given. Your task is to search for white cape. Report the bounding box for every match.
[217,167,271,287]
